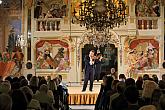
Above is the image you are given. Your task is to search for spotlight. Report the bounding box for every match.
[0,0,2,5]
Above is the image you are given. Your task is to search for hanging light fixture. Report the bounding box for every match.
[72,0,127,31]
[72,0,127,47]
[0,0,2,5]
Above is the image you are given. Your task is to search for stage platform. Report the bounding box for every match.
[68,83,101,105]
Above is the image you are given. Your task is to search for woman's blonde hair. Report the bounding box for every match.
[48,80,57,91]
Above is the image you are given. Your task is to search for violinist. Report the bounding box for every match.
[82,50,95,92]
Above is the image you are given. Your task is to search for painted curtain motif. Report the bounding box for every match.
[124,38,159,78]
[36,40,70,72]
[135,0,160,17]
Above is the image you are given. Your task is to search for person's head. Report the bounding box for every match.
[27,74,32,81]
[119,74,126,82]
[143,74,150,81]
[39,84,48,93]
[11,82,20,90]
[58,75,62,82]
[160,94,165,110]
[89,50,95,57]
[54,77,60,86]
[142,80,158,98]
[116,81,126,94]
[137,76,143,81]
[125,78,135,87]
[30,76,39,87]
[12,89,28,110]
[111,80,119,91]
[159,80,165,89]
[19,76,25,81]
[39,78,47,88]
[5,76,12,83]
[124,86,139,104]
[162,74,165,81]
[48,80,57,91]
[12,77,20,83]
[47,76,51,81]
[20,79,28,87]
[151,89,162,106]
[136,80,143,90]
[111,68,116,74]
[0,81,11,94]
[152,74,158,84]
[139,105,157,110]
[0,93,12,110]
[20,86,33,103]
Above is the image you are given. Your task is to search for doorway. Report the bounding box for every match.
[81,43,118,80]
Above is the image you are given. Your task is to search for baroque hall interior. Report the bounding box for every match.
[0,0,165,110]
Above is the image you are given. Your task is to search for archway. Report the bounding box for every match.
[78,30,120,81]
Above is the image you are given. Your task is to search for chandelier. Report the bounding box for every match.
[79,29,120,47]
[72,0,127,31]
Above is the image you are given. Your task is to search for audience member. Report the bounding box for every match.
[151,89,162,108]
[119,74,126,82]
[124,86,139,110]
[143,74,150,81]
[0,81,11,94]
[27,74,32,84]
[33,84,55,107]
[0,93,12,110]
[162,74,165,81]
[125,78,135,87]
[159,94,165,110]
[29,76,39,94]
[11,89,28,110]
[139,105,157,110]
[142,80,158,105]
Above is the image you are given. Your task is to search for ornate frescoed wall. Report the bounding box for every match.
[34,0,68,18]
[135,0,160,17]
[124,38,159,78]
[35,39,70,72]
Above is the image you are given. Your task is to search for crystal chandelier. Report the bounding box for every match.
[72,0,127,31]
[80,29,120,47]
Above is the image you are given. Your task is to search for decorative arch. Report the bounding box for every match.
[78,29,120,48]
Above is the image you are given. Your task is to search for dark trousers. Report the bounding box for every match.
[95,71,101,81]
[82,69,94,91]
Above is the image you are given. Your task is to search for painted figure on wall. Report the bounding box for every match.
[8,28,18,52]
[135,0,160,17]
[34,0,68,19]
[36,40,70,71]
[124,38,159,78]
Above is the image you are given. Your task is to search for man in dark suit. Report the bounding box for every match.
[82,50,95,92]
[94,53,104,82]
